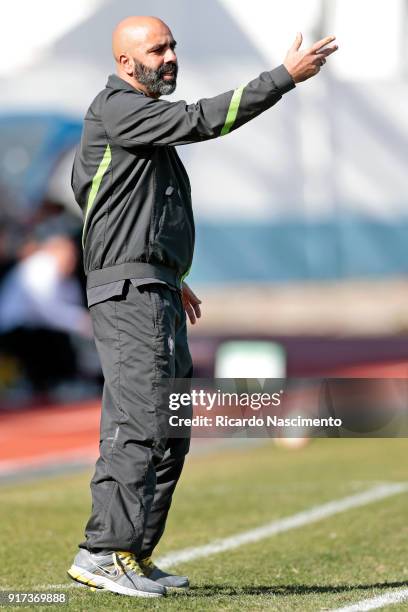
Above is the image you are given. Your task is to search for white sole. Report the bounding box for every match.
[67,565,164,598]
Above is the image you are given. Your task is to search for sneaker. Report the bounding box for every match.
[138,556,189,589]
[67,549,166,597]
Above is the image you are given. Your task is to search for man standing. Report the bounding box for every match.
[68,15,337,598]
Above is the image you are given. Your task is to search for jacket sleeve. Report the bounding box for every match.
[102,65,295,147]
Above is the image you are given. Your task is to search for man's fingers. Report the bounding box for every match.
[185,302,196,324]
[318,45,338,58]
[182,282,202,323]
[291,31,303,51]
[193,302,201,319]
[311,35,336,53]
[313,49,337,65]
[186,300,201,323]
[183,283,201,304]
[189,289,202,305]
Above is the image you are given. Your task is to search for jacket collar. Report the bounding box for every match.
[106,74,147,96]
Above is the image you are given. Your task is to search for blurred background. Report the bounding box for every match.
[1,0,408,476]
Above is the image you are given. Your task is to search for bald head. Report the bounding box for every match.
[112,16,170,62]
[112,16,178,98]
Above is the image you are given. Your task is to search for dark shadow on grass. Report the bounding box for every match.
[185,581,408,597]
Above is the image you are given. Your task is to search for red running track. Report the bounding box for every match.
[0,399,101,476]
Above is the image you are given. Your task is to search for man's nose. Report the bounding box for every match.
[164,48,177,63]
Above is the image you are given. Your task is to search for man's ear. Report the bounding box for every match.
[119,53,134,76]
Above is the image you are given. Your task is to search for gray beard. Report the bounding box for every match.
[133,59,178,96]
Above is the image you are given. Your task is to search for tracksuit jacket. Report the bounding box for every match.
[71,66,295,289]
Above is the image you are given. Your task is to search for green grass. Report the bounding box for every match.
[1,439,408,610]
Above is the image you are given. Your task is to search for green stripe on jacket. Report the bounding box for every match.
[82,144,112,247]
[220,86,245,136]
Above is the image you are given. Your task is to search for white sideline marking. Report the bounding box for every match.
[33,482,408,590]
[156,482,408,569]
[332,588,408,611]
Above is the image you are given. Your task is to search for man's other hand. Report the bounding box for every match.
[284,33,338,83]
[182,282,202,325]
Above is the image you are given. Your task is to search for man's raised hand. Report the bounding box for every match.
[284,33,338,83]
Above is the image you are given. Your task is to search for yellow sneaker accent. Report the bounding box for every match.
[139,557,156,575]
[67,568,99,588]
[116,551,145,576]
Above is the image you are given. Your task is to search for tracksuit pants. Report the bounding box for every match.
[79,281,192,557]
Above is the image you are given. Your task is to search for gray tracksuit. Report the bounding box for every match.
[73,67,295,556]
